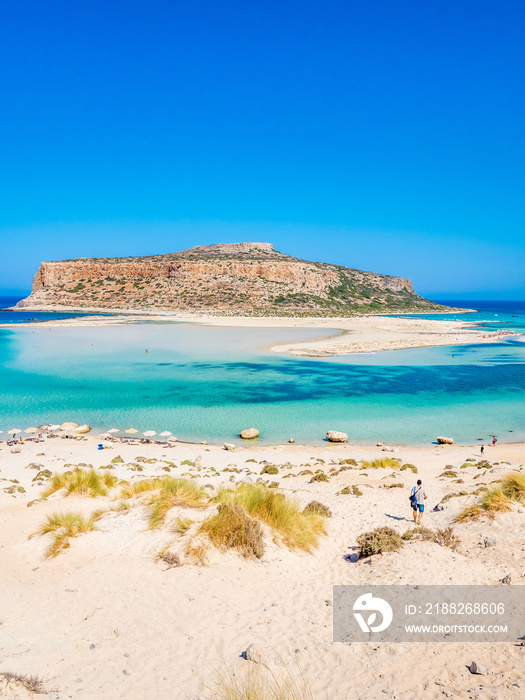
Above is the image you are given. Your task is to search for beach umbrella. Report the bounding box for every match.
[159,431,172,441]
[48,424,61,431]
[25,427,38,434]
[8,428,22,434]
[107,428,120,434]
[143,430,156,437]
[125,428,138,434]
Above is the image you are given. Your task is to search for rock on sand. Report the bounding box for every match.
[240,428,259,439]
[326,430,348,443]
[437,436,454,445]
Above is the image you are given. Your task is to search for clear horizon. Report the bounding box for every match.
[1,2,523,298]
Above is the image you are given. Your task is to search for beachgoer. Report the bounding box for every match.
[492,435,497,447]
[410,479,427,525]
[481,445,484,455]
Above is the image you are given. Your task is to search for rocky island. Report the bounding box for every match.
[17,241,449,315]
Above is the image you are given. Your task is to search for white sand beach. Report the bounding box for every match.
[1,310,514,356]
[1,435,523,699]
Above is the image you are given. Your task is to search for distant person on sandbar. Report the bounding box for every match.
[481,445,484,455]
[410,479,427,525]
[492,435,497,447]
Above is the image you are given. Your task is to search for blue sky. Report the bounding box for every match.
[0,1,523,298]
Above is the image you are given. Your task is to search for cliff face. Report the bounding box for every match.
[19,242,443,315]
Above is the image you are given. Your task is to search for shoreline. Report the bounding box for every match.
[1,305,512,358]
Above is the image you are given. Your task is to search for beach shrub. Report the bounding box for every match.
[302,501,332,518]
[339,485,362,496]
[181,460,195,467]
[402,526,460,551]
[340,458,358,466]
[173,517,193,535]
[213,483,326,552]
[309,473,328,483]
[38,510,102,557]
[200,504,265,559]
[357,527,403,558]
[384,482,404,488]
[111,455,124,463]
[42,468,117,498]
[439,470,457,478]
[360,457,401,470]
[260,464,279,475]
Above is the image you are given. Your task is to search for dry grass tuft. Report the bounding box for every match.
[38,510,103,557]
[402,526,460,550]
[357,526,403,558]
[200,503,265,559]
[184,539,208,566]
[205,660,313,700]
[0,672,44,694]
[42,467,117,498]
[214,484,326,553]
[360,457,401,469]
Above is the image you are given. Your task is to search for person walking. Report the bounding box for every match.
[410,479,427,525]
[492,435,497,447]
[481,445,485,455]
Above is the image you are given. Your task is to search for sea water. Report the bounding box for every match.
[0,299,524,445]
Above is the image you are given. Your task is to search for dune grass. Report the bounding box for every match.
[206,660,313,700]
[38,510,103,557]
[120,477,208,528]
[42,467,117,498]
[455,472,524,522]
[213,483,326,552]
[500,472,525,501]
[360,457,401,469]
[199,503,265,559]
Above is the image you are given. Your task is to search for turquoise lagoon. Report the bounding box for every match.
[0,302,524,446]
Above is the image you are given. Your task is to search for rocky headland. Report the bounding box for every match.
[17,241,450,316]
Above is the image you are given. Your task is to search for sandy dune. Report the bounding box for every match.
[0,437,523,699]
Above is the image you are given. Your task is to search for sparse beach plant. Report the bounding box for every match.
[339,485,362,496]
[0,672,44,694]
[205,659,313,700]
[309,473,328,483]
[302,501,332,517]
[357,526,403,558]
[260,464,279,475]
[400,463,418,474]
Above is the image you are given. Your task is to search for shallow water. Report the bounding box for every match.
[0,300,524,445]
